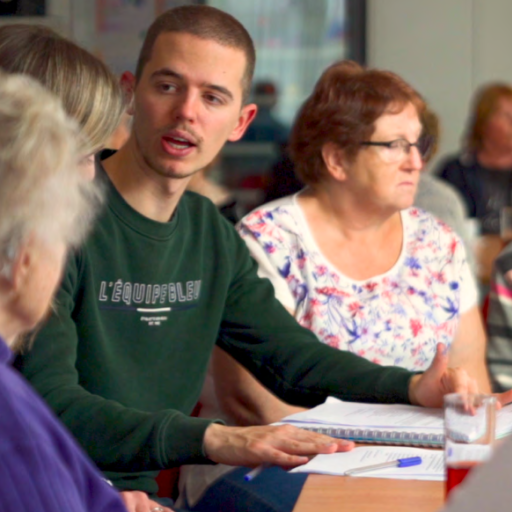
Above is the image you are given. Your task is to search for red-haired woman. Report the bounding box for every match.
[437,83,512,235]
[211,61,490,426]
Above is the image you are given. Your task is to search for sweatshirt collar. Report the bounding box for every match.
[95,150,180,241]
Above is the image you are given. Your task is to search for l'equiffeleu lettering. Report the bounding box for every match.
[98,279,201,306]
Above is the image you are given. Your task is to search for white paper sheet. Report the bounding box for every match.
[282,397,512,439]
[289,446,444,481]
[284,398,444,430]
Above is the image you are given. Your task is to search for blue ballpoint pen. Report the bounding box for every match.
[244,464,269,482]
[344,456,422,476]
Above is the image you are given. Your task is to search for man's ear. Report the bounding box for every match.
[227,103,258,142]
[120,71,136,115]
[321,142,348,182]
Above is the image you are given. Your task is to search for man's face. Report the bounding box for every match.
[127,32,256,180]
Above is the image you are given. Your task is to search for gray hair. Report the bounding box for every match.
[0,73,101,275]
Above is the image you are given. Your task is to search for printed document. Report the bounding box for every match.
[289,446,444,481]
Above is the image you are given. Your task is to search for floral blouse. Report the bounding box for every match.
[237,194,478,371]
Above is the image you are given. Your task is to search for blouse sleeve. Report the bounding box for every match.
[237,220,297,313]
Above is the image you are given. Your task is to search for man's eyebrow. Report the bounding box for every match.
[206,84,234,101]
[150,68,182,81]
[150,67,234,101]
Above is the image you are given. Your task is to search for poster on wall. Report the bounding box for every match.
[95,0,154,74]
[155,0,198,15]
[96,0,154,34]
[94,0,198,75]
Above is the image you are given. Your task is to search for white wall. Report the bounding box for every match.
[367,0,512,167]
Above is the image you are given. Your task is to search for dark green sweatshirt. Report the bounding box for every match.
[16,155,413,495]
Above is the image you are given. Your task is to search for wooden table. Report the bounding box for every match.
[294,475,444,512]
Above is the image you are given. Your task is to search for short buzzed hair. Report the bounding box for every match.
[135,5,255,104]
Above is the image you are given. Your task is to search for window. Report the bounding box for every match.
[209,0,365,124]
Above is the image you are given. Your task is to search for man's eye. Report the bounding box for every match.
[205,94,223,105]
[159,83,176,93]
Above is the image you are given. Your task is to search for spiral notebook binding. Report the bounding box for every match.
[302,426,444,448]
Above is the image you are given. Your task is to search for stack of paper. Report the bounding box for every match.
[289,446,444,481]
[284,398,444,430]
[279,397,512,447]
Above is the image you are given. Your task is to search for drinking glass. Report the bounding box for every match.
[444,393,496,498]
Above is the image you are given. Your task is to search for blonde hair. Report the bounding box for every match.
[0,24,124,155]
[0,73,99,273]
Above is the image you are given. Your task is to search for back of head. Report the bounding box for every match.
[290,60,425,186]
[421,107,441,165]
[135,5,255,103]
[0,72,99,274]
[0,24,124,155]
[465,82,512,153]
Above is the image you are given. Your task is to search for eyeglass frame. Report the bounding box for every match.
[359,135,434,162]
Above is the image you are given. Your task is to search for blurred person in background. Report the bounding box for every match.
[414,107,476,274]
[263,142,304,203]
[486,245,512,391]
[242,80,289,145]
[0,71,128,512]
[437,83,512,236]
[214,60,491,429]
[186,155,241,224]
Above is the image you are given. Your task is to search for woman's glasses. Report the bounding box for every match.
[360,135,433,163]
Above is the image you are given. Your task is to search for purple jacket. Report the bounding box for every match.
[0,336,126,512]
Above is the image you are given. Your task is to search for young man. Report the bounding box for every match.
[16,4,489,506]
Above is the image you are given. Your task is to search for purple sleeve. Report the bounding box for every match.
[0,440,127,512]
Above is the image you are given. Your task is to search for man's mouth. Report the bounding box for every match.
[162,135,196,150]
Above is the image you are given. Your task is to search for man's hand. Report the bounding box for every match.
[203,423,354,467]
[408,343,478,407]
[119,490,173,512]
[408,343,512,408]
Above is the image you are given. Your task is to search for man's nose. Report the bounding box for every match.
[174,91,198,122]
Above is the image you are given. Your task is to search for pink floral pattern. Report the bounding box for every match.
[237,196,477,371]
